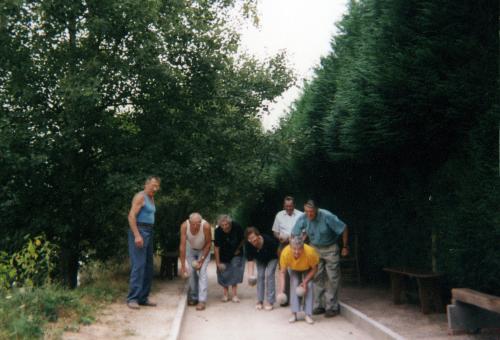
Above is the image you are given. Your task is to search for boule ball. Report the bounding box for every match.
[191,260,199,269]
[295,286,305,297]
[218,263,226,272]
[277,293,287,305]
[182,271,190,279]
[248,276,257,286]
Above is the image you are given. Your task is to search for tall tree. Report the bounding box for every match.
[0,0,293,287]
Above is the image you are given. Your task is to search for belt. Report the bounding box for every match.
[137,222,154,227]
[313,243,337,248]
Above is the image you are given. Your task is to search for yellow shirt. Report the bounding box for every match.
[280,244,319,271]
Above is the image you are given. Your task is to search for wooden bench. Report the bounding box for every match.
[383,267,444,314]
[447,288,500,335]
[160,251,179,280]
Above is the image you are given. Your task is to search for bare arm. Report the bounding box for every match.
[302,264,318,287]
[247,261,255,276]
[341,225,349,257]
[179,221,188,274]
[197,223,212,269]
[300,264,318,295]
[278,267,286,294]
[128,193,145,248]
[214,246,221,266]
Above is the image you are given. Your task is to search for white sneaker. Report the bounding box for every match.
[288,314,297,323]
[264,303,273,311]
[255,303,263,310]
[305,315,314,324]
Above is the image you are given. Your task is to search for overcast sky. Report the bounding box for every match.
[238,0,348,130]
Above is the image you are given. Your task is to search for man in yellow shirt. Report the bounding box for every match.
[278,236,319,324]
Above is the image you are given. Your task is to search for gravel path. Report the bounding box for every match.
[63,277,185,340]
[180,261,374,340]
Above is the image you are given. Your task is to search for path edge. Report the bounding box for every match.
[340,302,406,340]
[167,281,189,340]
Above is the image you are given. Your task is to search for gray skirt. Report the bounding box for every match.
[217,256,245,287]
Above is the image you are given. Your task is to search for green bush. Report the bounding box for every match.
[0,260,127,339]
[0,235,58,291]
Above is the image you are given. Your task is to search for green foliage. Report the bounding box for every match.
[0,0,293,286]
[0,235,58,291]
[254,0,499,294]
[0,259,127,339]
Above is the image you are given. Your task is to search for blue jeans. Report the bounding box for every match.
[289,269,314,315]
[256,259,278,304]
[127,227,154,303]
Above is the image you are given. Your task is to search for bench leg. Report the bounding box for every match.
[417,278,432,314]
[417,278,444,314]
[389,273,405,304]
[448,301,500,335]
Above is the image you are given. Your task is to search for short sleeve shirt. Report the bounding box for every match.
[245,234,279,264]
[292,209,346,247]
[279,244,319,271]
[271,209,303,238]
[214,221,244,263]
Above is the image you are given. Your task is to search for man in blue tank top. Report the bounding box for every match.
[127,176,160,309]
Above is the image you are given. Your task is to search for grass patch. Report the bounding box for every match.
[0,260,129,340]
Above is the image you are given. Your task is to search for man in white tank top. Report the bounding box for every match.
[179,212,212,310]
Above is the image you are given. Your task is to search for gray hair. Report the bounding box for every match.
[145,175,161,184]
[290,236,304,249]
[217,214,232,225]
[189,212,202,222]
[304,199,318,210]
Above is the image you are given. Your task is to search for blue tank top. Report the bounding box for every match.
[136,192,155,224]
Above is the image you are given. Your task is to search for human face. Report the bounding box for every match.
[284,200,295,215]
[144,179,160,196]
[190,218,202,231]
[292,245,304,259]
[304,205,317,221]
[220,219,232,233]
[247,233,261,249]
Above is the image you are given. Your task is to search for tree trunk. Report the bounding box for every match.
[60,247,80,289]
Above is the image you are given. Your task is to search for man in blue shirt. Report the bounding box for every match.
[292,199,349,317]
[127,176,160,309]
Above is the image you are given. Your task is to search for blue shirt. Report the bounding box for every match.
[136,193,155,224]
[292,209,346,247]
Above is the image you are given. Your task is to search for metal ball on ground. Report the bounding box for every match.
[248,276,257,286]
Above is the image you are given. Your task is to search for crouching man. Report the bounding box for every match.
[278,236,319,324]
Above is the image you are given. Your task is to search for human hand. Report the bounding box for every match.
[134,235,144,248]
[299,281,307,295]
[195,260,203,270]
[341,247,349,257]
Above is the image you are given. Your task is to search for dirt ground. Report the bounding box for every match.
[63,277,185,340]
[180,262,374,340]
[341,284,499,340]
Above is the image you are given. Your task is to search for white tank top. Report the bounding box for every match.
[186,219,206,250]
